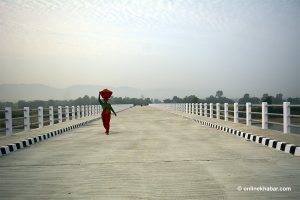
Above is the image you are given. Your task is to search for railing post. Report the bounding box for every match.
[71,106,75,120]
[24,107,30,131]
[186,103,188,113]
[204,103,207,117]
[216,103,220,119]
[88,105,91,116]
[65,106,69,121]
[38,106,43,128]
[262,102,268,129]
[210,103,213,118]
[246,102,251,126]
[234,103,238,123]
[199,103,202,116]
[76,106,80,119]
[85,105,89,116]
[283,102,290,133]
[92,105,95,115]
[191,103,194,114]
[81,105,85,117]
[49,106,54,125]
[224,103,228,121]
[58,106,62,123]
[5,107,12,135]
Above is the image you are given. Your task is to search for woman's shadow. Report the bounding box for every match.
[107,131,121,135]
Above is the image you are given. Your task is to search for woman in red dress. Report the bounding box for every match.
[98,89,117,135]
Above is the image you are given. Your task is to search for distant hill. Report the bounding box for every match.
[0,84,197,102]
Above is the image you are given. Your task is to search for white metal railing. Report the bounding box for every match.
[0,104,133,136]
[151,102,300,134]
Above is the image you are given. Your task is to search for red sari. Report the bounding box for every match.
[98,90,116,135]
[101,103,111,134]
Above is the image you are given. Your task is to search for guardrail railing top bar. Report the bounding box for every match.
[0,104,133,136]
[151,102,300,134]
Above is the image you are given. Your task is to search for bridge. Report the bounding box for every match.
[0,104,300,199]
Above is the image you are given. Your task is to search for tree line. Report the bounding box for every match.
[0,95,152,109]
[163,90,300,104]
[1,91,299,109]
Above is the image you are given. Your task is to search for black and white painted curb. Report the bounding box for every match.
[182,115,300,157]
[0,106,134,157]
[0,117,100,157]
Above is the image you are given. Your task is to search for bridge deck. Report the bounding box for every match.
[0,106,299,199]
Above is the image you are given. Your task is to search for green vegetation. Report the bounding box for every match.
[0,95,152,110]
[163,91,300,116]
[163,91,300,105]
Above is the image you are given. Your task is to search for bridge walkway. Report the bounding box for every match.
[0,106,299,199]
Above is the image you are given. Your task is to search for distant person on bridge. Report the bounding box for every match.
[98,89,117,135]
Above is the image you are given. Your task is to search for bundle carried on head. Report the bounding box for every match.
[99,89,113,99]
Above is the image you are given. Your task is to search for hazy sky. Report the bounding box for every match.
[0,0,300,98]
